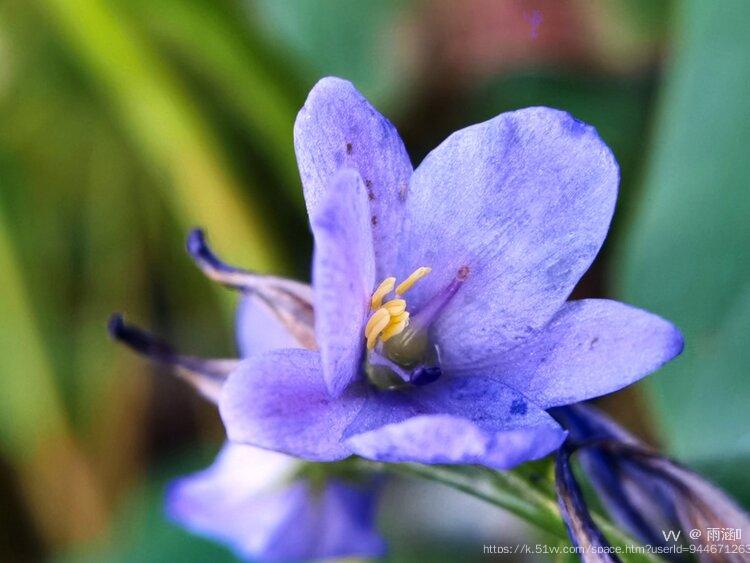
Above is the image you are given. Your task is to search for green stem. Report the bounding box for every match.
[383,462,568,540]
[354,460,664,563]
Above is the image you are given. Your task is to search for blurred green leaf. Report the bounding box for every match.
[686,289,750,498]
[38,0,282,275]
[0,201,66,457]
[60,450,235,563]
[0,192,109,550]
[253,0,409,106]
[616,0,750,480]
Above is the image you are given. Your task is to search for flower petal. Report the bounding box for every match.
[295,76,412,278]
[638,453,750,551]
[108,314,235,404]
[188,229,316,349]
[168,444,296,512]
[235,293,306,357]
[554,404,750,551]
[552,404,666,548]
[316,480,387,559]
[397,107,619,361]
[311,168,376,397]
[165,444,302,560]
[219,349,364,461]
[170,479,314,560]
[453,299,684,409]
[167,444,384,560]
[344,376,565,469]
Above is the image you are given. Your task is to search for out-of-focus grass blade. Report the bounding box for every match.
[122,0,302,205]
[74,129,154,495]
[38,0,283,276]
[0,207,65,461]
[616,0,750,486]
[0,203,107,546]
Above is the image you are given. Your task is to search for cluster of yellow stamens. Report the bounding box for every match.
[365,267,431,350]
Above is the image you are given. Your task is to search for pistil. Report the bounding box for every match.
[409,266,469,332]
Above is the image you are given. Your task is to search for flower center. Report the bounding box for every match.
[363,265,469,390]
[364,266,431,351]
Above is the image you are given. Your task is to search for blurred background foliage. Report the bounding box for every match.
[0,0,747,560]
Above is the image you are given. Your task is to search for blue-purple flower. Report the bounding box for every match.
[214,76,683,470]
[167,444,383,561]
[110,287,385,561]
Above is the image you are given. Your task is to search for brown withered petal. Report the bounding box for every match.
[186,229,316,349]
[108,313,235,404]
[555,443,622,563]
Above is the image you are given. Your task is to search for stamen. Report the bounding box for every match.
[396,267,431,296]
[365,308,391,350]
[366,267,431,350]
[380,313,409,342]
[108,313,234,403]
[370,277,396,310]
[382,299,406,316]
[387,311,409,326]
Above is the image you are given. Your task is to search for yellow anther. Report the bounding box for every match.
[366,268,430,350]
[365,308,391,350]
[380,312,410,342]
[396,267,432,296]
[382,299,406,316]
[365,307,390,337]
[370,277,396,310]
[388,311,409,325]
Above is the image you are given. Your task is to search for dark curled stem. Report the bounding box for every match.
[556,443,622,562]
